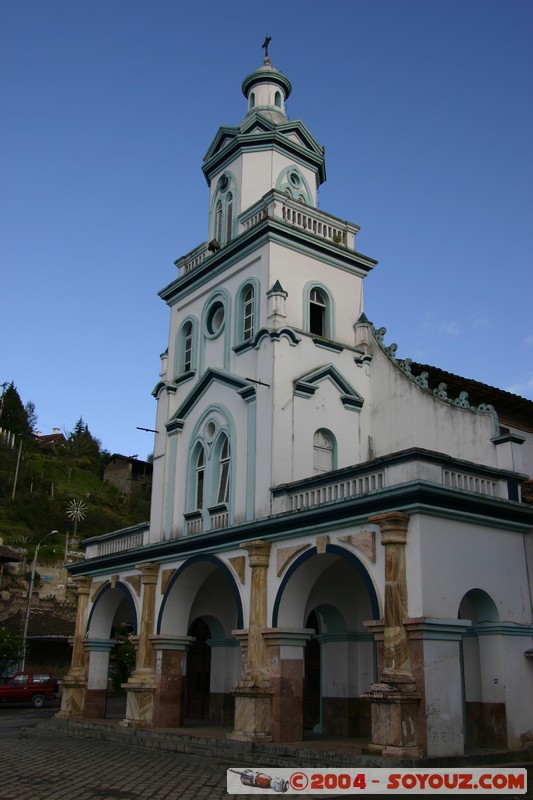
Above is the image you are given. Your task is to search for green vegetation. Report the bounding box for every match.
[0,385,150,561]
[0,627,22,673]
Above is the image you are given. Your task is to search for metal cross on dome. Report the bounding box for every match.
[262,35,271,59]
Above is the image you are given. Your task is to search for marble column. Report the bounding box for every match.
[121,562,159,729]
[56,576,92,719]
[365,512,422,758]
[151,635,194,728]
[227,540,273,742]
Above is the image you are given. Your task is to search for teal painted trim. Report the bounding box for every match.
[152,381,166,399]
[234,277,260,347]
[84,638,117,653]
[492,433,526,446]
[203,130,326,187]
[294,364,364,411]
[303,281,336,340]
[184,404,237,529]
[164,434,177,538]
[316,632,374,644]
[168,368,255,424]
[245,394,256,521]
[405,618,472,641]
[159,220,376,308]
[275,164,313,205]
[468,621,533,637]
[207,637,240,648]
[313,339,344,353]
[208,170,240,245]
[251,327,301,349]
[174,370,196,386]
[241,68,292,99]
[199,288,232,373]
[174,315,199,379]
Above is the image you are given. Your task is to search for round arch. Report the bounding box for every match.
[157,554,243,635]
[272,544,380,628]
[86,581,138,638]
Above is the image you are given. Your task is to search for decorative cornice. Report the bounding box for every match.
[373,325,501,434]
[165,368,256,431]
[294,364,364,411]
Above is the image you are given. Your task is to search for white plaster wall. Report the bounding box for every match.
[369,345,498,468]
[423,639,465,757]
[501,637,533,748]
[414,516,532,624]
[87,650,111,690]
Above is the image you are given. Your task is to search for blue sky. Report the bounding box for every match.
[1,0,532,458]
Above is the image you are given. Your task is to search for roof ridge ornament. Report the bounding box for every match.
[262,35,271,64]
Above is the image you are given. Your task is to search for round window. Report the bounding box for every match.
[207,301,225,335]
[288,170,301,188]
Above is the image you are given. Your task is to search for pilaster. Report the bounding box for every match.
[56,576,91,720]
[121,563,159,729]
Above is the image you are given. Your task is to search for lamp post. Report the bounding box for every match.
[20,530,58,671]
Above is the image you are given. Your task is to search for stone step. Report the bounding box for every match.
[22,718,532,770]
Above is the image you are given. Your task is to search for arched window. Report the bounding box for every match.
[216,434,230,504]
[243,286,254,340]
[211,173,237,247]
[226,193,233,244]
[249,91,255,110]
[310,288,326,336]
[313,430,334,474]
[183,321,193,372]
[274,91,281,108]
[175,318,197,378]
[215,200,223,244]
[195,447,206,509]
[304,284,334,340]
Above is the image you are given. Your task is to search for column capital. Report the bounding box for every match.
[369,511,410,545]
[73,575,92,596]
[241,539,271,568]
[136,562,160,584]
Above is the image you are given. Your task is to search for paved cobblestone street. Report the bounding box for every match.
[0,706,530,799]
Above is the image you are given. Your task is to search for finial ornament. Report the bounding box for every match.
[262,35,271,60]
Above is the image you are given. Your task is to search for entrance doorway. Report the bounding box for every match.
[186,618,211,720]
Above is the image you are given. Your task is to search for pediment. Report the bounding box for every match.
[294,364,364,411]
[277,120,325,158]
[166,369,256,432]
[203,126,240,162]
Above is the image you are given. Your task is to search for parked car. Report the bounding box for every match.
[0,672,59,707]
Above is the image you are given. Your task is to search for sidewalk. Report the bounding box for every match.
[24,710,533,771]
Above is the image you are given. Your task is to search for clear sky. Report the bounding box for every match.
[2,0,532,458]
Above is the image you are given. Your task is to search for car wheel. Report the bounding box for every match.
[32,695,45,708]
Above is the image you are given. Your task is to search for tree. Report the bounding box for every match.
[0,627,23,674]
[24,401,38,435]
[64,417,103,477]
[0,384,32,440]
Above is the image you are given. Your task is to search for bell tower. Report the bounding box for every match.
[152,44,377,542]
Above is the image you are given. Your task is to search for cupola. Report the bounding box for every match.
[241,52,292,125]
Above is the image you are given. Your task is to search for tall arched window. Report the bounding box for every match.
[195,447,206,509]
[313,430,335,474]
[243,286,254,340]
[216,434,230,504]
[183,321,193,372]
[211,173,237,247]
[304,284,334,339]
[226,193,233,244]
[175,317,197,379]
[215,200,223,244]
[310,288,326,336]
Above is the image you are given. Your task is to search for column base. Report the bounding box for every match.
[228,678,273,743]
[56,673,87,720]
[121,673,156,729]
[366,679,423,758]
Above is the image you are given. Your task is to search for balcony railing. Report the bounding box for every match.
[83,453,516,558]
[174,190,360,277]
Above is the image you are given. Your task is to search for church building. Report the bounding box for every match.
[59,51,533,759]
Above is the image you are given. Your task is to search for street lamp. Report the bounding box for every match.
[20,530,58,671]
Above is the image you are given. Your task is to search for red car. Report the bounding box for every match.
[0,672,59,707]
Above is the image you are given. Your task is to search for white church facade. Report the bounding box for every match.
[60,53,533,759]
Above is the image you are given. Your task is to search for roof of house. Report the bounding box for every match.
[0,609,75,639]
